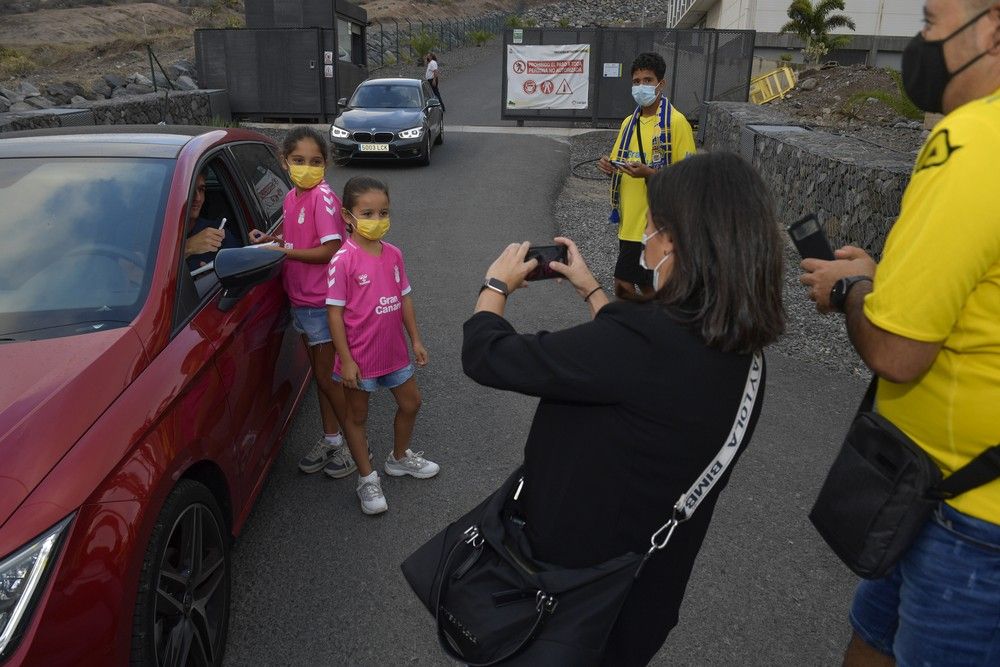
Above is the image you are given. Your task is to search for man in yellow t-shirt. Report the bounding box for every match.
[801,1,1000,664]
[598,52,695,298]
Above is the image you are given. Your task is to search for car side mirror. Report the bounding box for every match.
[338,97,348,108]
[426,98,442,108]
[214,247,284,311]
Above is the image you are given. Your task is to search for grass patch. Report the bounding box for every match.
[844,69,922,121]
[408,31,440,57]
[0,46,36,79]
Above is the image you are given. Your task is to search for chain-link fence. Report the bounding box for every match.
[366,15,509,70]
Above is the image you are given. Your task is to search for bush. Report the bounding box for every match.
[408,31,440,58]
[779,53,793,63]
[557,18,572,28]
[506,15,536,29]
[469,30,493,47]
[0,46,36,79]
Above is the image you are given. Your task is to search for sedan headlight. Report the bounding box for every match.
[0,515,73,659]
[398,126,424,140]
[330,126,350,139]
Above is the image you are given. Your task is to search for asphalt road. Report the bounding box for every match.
[224,45,865,667]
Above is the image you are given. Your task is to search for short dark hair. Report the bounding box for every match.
[630,52,666,81]
[281,126,329,162]
[645,152,785,353]
[342,175,390,212]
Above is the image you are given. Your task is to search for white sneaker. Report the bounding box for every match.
[357,473,388,515]
[384,449,440,479]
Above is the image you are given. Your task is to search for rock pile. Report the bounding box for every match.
[522,0,670,27]
[0,59,200,114]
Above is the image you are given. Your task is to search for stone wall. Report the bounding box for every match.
[702,101,914,256]
[0,89,227,134]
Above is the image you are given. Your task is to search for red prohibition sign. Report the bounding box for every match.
[513,60,526,74]
[523,79,537,95]
[540,80,554,95]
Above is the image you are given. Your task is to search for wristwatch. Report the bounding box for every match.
[830,275,873,312]
[480,277,509,297]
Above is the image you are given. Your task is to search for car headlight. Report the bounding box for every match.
[398,126,424,140]
[0,515,73,659]
[330,126,350,139]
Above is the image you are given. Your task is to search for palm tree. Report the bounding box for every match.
[780,0,857,64]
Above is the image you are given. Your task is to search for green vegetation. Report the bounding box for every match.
[408,31,440,58]
[505,15,537,29]
[844,68,923,121]
[780,0,856,65]
[557,18,572,28]
[468,30,493,47]
[0,46,35,79]
[779,53,794,63]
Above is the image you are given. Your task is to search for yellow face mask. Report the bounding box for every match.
[288,164,325,190]
[349,213,391,241]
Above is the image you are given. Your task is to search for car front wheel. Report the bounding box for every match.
[131,479,231,666]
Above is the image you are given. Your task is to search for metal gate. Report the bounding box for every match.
[501,27,755,124]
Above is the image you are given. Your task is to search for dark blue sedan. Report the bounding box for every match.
[330,78,444,166]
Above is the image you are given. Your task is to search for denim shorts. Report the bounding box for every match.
[850,503,1000,666]
[333,363,414,393]
[290,306,332,346]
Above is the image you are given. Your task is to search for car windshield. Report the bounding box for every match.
[0,157,172,341]
[351,84,422,109]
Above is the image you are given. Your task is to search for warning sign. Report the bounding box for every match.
[506,43,590,110]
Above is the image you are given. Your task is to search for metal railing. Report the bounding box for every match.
[366,14,508,70]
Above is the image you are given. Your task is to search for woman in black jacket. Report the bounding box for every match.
[462,152,785,665]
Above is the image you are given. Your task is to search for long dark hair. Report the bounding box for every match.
[645,152,785,353]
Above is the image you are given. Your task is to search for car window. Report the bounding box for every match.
[352,84,422,109]
[176,155,255,321]
[229,143,289,231]
[0,156,172,340]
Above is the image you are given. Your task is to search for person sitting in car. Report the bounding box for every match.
[185,171,240,270]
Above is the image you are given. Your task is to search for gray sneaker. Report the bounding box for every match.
[357,474,388,515]
[298,437,341,473]
[384,449,440,479]
[322,445,374,479]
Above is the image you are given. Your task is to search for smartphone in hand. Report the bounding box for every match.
[525,244,568,281]
[788,213,835,261]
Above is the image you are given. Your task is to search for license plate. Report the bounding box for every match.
[359,143,390,152]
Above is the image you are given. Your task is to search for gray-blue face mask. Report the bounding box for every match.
[631,83,659,108]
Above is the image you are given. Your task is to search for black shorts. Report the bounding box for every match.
[614,240,653,287]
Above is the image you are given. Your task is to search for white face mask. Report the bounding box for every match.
[640,228,672,290]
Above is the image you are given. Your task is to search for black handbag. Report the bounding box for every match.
[810,378,1000,580]
[401,352,764,666]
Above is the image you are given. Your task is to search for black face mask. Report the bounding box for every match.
[902,9,992,113]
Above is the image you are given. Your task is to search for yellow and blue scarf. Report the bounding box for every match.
[609,97,672,225]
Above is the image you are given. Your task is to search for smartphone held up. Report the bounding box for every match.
[525,245,568,281]
[787,213,834,261]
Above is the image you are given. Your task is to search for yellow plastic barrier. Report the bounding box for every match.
[749,66,798,105]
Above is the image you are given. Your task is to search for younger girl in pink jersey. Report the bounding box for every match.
[326,176,438,515]
[255,127,355,479]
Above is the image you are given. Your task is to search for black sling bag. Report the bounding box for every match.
[810,377,1000,580]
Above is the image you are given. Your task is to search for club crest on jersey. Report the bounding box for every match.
[394,265,400,284]
[297,208,306,225]
[357,273,371,286]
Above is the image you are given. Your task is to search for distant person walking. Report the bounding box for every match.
[424,52,444,111]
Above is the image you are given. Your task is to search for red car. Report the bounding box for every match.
[0,127,311,665]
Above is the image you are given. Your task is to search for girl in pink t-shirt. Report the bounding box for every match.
[326,176,439,515]
[253,127,355,479]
